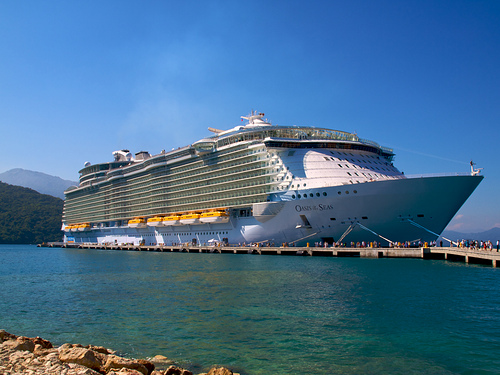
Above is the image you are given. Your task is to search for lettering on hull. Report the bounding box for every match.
[295,203,334,212]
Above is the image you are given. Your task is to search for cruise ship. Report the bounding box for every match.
[63,111,483,247]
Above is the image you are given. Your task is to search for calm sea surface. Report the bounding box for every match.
[1,244,499,374]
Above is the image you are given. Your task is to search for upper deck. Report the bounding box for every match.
[75,112,394,187]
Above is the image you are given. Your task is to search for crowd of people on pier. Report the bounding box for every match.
[454,239,499,251]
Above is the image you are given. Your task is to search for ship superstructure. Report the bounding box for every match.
[63,112,482,246]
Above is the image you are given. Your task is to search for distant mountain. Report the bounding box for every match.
[438,227,500,244]
[0,182,64,244]
[0,168,77,199]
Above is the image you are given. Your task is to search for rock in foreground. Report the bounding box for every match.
[0,329,239,375]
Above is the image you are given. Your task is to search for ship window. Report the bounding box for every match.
[298,194,301,198]
[323,192,327,196]
[316,193,320,197]
[354,190,358,194]
[338,164,343,168]
[292,195,296,199]
[362,216,368,220]
[338,191,341,195]
[345,191,349,194]
[417,214,424,217]
[330,218,336,221]
[309,193,313,197]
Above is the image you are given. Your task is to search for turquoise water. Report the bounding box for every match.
[1,245,499,374]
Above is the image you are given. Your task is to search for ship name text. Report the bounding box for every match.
[295,204,333,212]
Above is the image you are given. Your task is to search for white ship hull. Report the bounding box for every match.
[64,175,482,247]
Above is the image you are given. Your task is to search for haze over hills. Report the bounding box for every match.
[0,168,77,199]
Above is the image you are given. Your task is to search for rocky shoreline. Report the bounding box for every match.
[0,330,239,375]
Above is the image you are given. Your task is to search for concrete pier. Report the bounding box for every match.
[422,247,499,267]
[39,243,500,267]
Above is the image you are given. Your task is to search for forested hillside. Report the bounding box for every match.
[0,182,64,244]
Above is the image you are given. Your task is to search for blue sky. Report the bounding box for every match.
[0,0,498,232]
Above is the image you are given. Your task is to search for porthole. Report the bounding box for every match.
[338,191,341,195]
[316,193,320,197]
[323,192,327,196]
[292,195,296,199]
[309,193,313,197]
[345,191,349,194]
[298,194,301,198]
[354,190,357,194]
